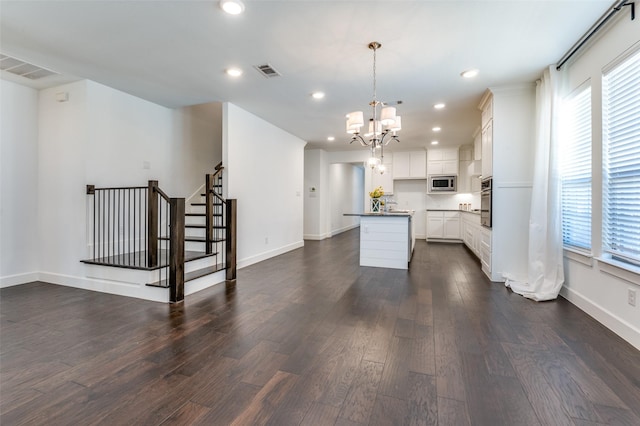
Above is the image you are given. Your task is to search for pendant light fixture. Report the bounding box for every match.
[346,41,401,174]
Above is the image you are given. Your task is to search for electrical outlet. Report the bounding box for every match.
[628,289,637,307]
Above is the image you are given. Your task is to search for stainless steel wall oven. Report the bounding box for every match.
[481,178,492,228]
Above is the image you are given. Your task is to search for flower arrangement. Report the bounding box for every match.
[369,186,384,198]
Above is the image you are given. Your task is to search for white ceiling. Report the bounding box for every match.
[0,0,611,152]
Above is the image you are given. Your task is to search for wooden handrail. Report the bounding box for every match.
[154,186,171,203]
[87,185,146,193]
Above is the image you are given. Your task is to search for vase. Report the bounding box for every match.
[371,198,381,213]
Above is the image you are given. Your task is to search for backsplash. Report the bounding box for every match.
[426,193,481,210]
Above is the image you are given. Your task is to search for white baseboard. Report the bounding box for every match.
[305,224,360,241]
[304,233,330,241]
[560,286,640,350]
[238,240,305,269]
[330,223,360,237]
[39,271,168,303]
[0,272,39,288]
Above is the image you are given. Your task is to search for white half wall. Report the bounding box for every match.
[0,80,40,286]
[561,12,640,349]
[223,103,306,268]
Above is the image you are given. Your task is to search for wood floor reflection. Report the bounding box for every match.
[2,228,639,425]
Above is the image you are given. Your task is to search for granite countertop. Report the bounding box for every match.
[344,211,414,217]
[427,209,481,215]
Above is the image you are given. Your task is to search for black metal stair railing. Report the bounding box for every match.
[83,181,185,302]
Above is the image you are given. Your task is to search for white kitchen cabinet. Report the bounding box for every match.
[458,146,474,193]
[481,96,493,128]
[443,212,460,239]
[426,214,444,239]
[372,163,393,194]
[481,227,492,277]
[481,120,493,178]
[426,211,461,241]
[393,151,426,179]
[427,148,459,176]
[473,128,482,161]
[461,212,482,258]
[410,151,427,178]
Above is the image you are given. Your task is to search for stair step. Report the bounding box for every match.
[185,224,225,229]
[146,263,223,288]
[186,213,223,217]
[191,202,224,207]
[159,236,225,243]
[81,249,214,271]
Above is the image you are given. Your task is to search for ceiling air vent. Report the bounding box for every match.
[0,54,58,80]
[254,63,281,78]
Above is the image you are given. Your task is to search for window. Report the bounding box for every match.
[603,48,640,266]
[560,84,592,251]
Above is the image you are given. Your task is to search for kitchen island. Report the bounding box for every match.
[344,211,415,270]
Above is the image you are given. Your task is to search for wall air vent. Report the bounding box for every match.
[254,63,281,78]
[0,54,58,80]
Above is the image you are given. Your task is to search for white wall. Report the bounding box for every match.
[0,80,40,285]
[171,102,223,197]
[329,163,363,235]
[561,13,639,349]
[223,103,306,268]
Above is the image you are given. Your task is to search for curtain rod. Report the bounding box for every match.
[556,0,635,70]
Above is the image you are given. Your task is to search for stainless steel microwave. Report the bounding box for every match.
[429,175,457,192]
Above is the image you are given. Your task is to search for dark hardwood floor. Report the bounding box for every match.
[1,228,639,425]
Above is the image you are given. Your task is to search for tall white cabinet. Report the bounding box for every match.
[478,86,535,282]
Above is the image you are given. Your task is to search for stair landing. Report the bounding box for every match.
[81,250,217,270]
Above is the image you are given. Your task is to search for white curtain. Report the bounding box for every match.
[505,66,565,301]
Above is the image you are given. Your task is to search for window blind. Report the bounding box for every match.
[603,48,640,265]
[560,85,592,250]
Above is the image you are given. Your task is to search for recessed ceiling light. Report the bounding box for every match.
[431,140,439,145]
[327,136,335,141]
[225,67,243,77]
[312,91,325,100]
[432,127,441,132]
[434,103,446,110]
[461,69,479,78]
[220,0,245,15]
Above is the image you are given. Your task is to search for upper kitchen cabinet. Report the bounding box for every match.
[427,147,458,176]
[392,150,427,179]
[473,127,482,161]
[459,145,481,193]
[479,94,493,177]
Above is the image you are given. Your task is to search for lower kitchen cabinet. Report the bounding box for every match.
[461,212,482,257]
[481,227,492,277]
[426,211,460,241]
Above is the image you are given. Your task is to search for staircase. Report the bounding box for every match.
[82,163,236,303]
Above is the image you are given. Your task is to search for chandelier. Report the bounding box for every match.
[346,41,401,174]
